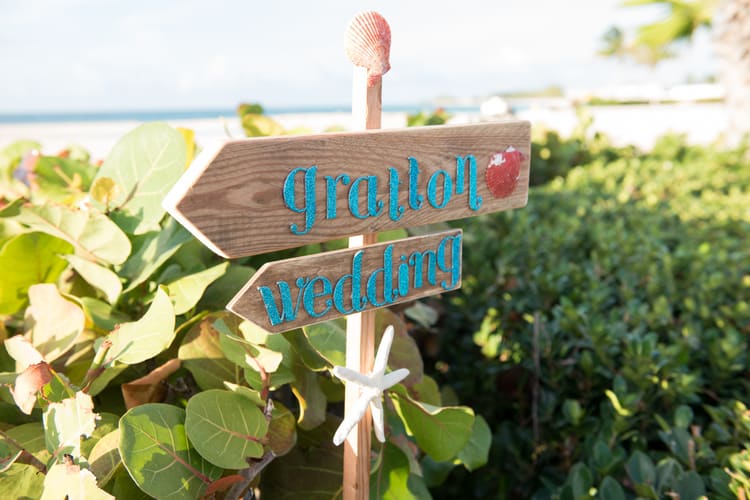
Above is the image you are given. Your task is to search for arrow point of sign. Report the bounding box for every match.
[162,140,232,259]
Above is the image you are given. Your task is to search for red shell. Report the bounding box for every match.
[345,11,391,83]
[485,147,524,198]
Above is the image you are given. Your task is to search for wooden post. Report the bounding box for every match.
[343,65,380,500]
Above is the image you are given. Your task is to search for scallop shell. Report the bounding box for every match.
[345,11,391,83]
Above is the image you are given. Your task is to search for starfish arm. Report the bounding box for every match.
[333,391,376,446]
[370,397,385,443]
[379,368,410,390]
[372,325,395,375]
[332,366,378,388]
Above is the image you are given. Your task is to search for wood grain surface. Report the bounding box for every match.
[163,121,529,258]
[226,229,462,333]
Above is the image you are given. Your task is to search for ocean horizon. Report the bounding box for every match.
[0,105,482,124]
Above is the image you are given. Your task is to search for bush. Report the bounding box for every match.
[428,134,750,498]
[0,122,489,498]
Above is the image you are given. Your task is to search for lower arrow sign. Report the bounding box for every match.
[227,229,462,333]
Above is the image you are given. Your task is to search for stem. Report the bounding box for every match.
[81,340,112,392]
[225,450,277,500]
[0,429,47,473]
[532,312,541,456]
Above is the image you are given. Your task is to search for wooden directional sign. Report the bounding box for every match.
[163,121,530,258]
[227,229,462,333]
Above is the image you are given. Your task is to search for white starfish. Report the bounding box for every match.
[332,325,410,446]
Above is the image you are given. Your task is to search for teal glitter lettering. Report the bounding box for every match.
[257,278,309,326]
[366,244,394,307]
[408,249,437,288]
[333,250,367,314]
[283,166,317,235]
[467,155,483,210]
[427,169,453,209]
[437,233,462,289]
[349,175,383,219]
[388,167,405,221]
[325,174,350,219]
[407,157,424,210]
[303,276,333,318]
[455,156,466,195]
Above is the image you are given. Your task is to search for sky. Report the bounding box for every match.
[0,0,718,112]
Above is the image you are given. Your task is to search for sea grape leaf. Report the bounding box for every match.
[370,442,412,499]
[0,440,23,473]
[375,309,423,385]
[267,400,297,457]
[10,362,53,414]
[283,328,328,371]
[217,322,284,374]
[410,375,441,406]
[13,204,131,265]
[120,218,192,292]
[674,470,706,500]
[43,391,98,458]
[63,254,122,305]
[89,429,121,487]
[95,122,186,234]
[291,361,327,430]
[41,462,113,500]
[179,314,239,390]
[89,177,120,209]
[197,264,254,311]
[456,414,492,471]
[177,127,195,167]
[184,389,268,469]
[108,288,176,365]
[119,403,221,499]
[303,319,346,367]
[627,450,656,486]
[390,385,475,462]
[121,358,181,409]
[5,335,45,370]
[166,262,228,315]
[80,297,130,334]
[4,422,50,464]
[25,283,84,363]
[0,464,45,499]
[0,232,72,315]
[260,434,343,498]
[599,476,626,500]
[32,156,95,204]
[223,382,265,406]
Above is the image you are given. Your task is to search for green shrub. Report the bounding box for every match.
[428,134,750,498]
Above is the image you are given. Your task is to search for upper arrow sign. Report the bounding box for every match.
[163,121,530,258]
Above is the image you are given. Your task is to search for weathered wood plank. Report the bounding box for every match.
[226,229,462,333]
[163,122,529,258]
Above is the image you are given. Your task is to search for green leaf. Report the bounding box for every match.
[25,284,84,363]
[410,375,441,406]
[119,403,221,499]
[217,321,284,374]
[674,470,706,500]
[0,232,72,315]
[43,391,98,458]
[291,361,327,430]
[179,314,239,390]
[4,422,50,464]
[95,122,186,234]
[184,389,268,469]
[197,264,254,311]
[108,288,176,365]
[166,262,228,315]
[598,476,626,500]
[267,400,296,457]
[223,382,265,406]
[120,218,192,292]
[63,254,122,305]
[88,429,121,487]
[41,462,113,500]
[567,462,593,499]
[13,204,131,265]
[32,156,95,204]
[375,309,424,386]
[390,386,474,462]
[456,414,491,471]
[371,442,412,499]
[0,464,45,499]
[283,329,329,371]
[0,440,23,473]
[674,405,694,429]
[80,297,129,334]
[303,319,346,367]
[627,450,656,486]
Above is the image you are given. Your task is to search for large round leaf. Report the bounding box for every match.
[119,403,220,499]
[95,122,186,234]
[185,389,268,469]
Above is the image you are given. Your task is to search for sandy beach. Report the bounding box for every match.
[0,103,730,160]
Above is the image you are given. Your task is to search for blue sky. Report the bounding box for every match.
[1,0,717,112]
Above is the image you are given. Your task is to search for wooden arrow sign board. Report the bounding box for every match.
[228,229,462,333]
[163,121,530,259]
